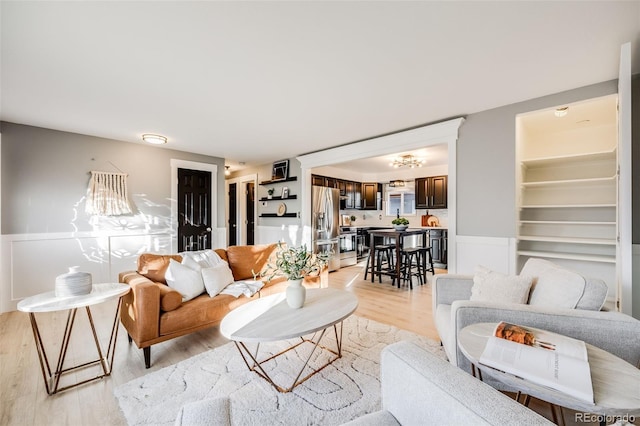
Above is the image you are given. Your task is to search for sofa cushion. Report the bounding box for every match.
[160,292,254,336]
[138,253,183,284]
[521,258,585,309]
[202,262,235,297]
[180,249,221,269]
[165,259,205,302]
[470,267,533,304]
[158,284,183,312]
[575,278,608,311]
[226,243,278,280]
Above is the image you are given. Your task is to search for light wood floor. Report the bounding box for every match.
[0,262,594,425]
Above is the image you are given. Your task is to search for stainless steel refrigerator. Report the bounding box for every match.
[312,186,341,272]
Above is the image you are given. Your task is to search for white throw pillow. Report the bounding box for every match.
[521,258,586,309]
[165,258,205,302]
[201,262,235,297]
[470,266,533,304]
[180,250,221,269]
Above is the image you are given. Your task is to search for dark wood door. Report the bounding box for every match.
[429,176,448,209]
[361,182,379,210]
[345,181,354,209]
[429,230,443,263]
[246,182,255,245]
[178,168,212,252]
[228,182,237,246]
[415,177,428,209]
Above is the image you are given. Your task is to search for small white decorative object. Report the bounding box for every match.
[55,266,92,297]
[285,279,306,309]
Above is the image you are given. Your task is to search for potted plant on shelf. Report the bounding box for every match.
[263,243,330,309]
[392,217,409,231]
[350,215,357,224]
[267,188,275,199]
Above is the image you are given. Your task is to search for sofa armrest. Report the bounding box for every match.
[432,274,473,318]
[119,271,161,346]
[379,341,553,425]
[451,300,640,374]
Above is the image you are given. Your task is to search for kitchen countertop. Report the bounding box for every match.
[341,225,447,230]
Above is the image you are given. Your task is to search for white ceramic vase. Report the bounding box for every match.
[286,278,306,309]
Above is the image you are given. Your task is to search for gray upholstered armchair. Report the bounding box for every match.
[432,260,640,381]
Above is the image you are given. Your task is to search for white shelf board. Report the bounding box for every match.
[521,149,616,168]
[521,175,616,187]
[519,220,616,226]
[518,235,616,246]
[520,204,616,209]
[517,250,616,264]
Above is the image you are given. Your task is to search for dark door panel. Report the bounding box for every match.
[178,168,212,252]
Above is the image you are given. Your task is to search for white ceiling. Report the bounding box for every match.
[1,1,639,171]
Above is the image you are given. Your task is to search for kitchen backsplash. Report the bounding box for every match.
[340,208,448,228]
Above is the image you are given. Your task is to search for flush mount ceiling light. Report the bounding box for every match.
[389,154,424,168]
[554,107,569,118]
[142,134,167,145]
[224,166,231,176]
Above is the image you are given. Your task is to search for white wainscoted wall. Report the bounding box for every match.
[0,229,227,313]
[633,245,640,318]
[454,235,517,275]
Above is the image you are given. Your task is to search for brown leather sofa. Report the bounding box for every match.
[119,244,321,368]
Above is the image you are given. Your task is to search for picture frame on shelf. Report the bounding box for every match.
[272,160,289,181]
[281,186,289,199]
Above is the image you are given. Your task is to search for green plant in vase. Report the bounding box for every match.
[392,217,409,230]
[262,243,330,309]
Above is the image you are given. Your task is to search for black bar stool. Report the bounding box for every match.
[399,247,423,289]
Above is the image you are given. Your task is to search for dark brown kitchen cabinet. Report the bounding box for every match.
[337,179,347,196]
[345,181,355,209]
[353,182,362,209]
[312,175,325,186]
[415,175,448,209]
[361,182,381,210]
[325,177,337,188]
[429,229,448,267]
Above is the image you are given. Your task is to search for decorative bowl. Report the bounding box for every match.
[393,225,408,231]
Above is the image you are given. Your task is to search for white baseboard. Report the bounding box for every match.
[455,235,517,275]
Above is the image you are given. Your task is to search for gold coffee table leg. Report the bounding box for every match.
[234,322,344,393]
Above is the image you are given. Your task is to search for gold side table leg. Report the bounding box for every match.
[28,297,124,395]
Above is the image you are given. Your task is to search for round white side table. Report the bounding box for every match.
[17,283,130,395]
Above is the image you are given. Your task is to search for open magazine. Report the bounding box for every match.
[478,322,594,404]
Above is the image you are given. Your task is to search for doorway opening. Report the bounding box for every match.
[226,174,258,246]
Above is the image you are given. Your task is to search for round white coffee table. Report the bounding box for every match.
[220,287,358,392]
[458,322,640,419]
[18,283,130,395]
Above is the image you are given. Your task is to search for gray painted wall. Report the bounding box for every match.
[457,80,619,238]
[0,122,226,234]
[229,158,302,227]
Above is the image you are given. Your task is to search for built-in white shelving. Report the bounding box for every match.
[515,96,619,303]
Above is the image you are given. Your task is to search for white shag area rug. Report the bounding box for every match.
[114,316,445,425]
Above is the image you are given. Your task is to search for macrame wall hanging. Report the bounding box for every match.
[85,171,133,216]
